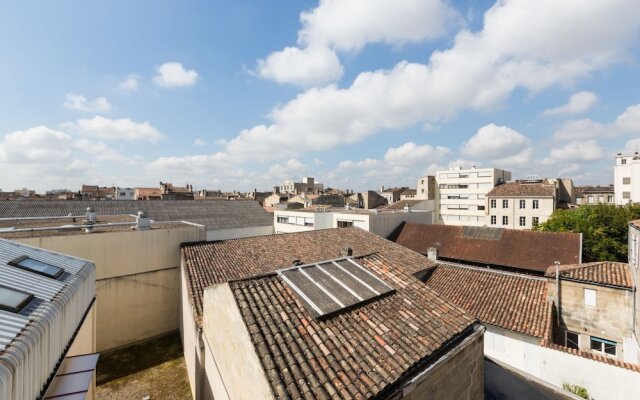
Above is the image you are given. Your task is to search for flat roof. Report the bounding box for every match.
[0,215,192,239]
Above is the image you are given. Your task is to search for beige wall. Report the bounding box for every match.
[181,265,202,400]
[404,327,484,400]
[548,278,634,361]
[15,225,206,352]
[628,224,640,359]
[202,284,274,400]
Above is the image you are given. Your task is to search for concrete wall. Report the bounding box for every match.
[484,325,640,400]
[629,225,640,363]
[548,279,634,361]
[181,265,202,400]
[202,284,274,400]
[404,328,484,400]
[365,211,433,238]
[206,225,273,241]
[16,225,206,351]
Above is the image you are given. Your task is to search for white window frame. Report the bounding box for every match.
[519,216,526,227]
[519,200,525,209]
[532,200,539,209]
[490,215,496,225]
[502,199,508,208]
[502,216,508,226]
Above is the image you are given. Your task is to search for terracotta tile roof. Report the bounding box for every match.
[423,264,550,338]
[542,342,640,372]
[228,252,476,399]
[487,182,555,197]
[577,185,614,195]
[182,227,464,326]
[401,189,417,196]
[545,262,633,289]
[391,223,581,274]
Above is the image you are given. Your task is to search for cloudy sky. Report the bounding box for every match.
[1,0,640,193]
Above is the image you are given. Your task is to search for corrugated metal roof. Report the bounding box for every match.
[0,200,273,231]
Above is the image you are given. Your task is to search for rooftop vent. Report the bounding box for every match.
[136,211,150,230]
[291,259,303,266]
[340,247,353,257]
[427,247,439,261]
[85,207,96,223]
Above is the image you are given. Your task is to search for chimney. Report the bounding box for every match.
[427,247,438,261]
[380,185,384,192]
[136,211,151,230]
[273,186,280,194]
[341,247,353,257]
[404,204,411,213]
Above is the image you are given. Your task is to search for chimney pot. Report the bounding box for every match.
[341,247,353,257]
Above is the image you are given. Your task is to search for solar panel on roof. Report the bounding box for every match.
[461,226,504,241]
[278,257,394,318]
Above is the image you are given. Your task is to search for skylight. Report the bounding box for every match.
[9,256,64,279]
[278,257,394,318]
[0,285,33,313]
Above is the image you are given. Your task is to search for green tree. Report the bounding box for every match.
[535,204,640,262]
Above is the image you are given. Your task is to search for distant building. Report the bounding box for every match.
[417,175,437,200]
[486,178,562,230]
[400,188,417,200]
[13,187,36,197]
[279,177,323,195]
[615,153,640,205]
[274,206,433,237]
[436,166,511,226]
[356,190,388,209]
[0,239,97,400]
[115,187,135,200]
[81,185,115,200]
[134,187,162,200]
[159,182,194,200]
[575,185,615,205]
[378,186,409,204]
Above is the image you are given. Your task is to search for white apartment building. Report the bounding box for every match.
[614,153,640,205]
[115,187,135,200]
[274,207,433,238]
[436,167,511,226]
[486,181,556,230]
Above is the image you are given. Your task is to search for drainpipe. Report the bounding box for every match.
[555,261,561,327]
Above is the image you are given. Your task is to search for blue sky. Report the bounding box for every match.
[1,0,639,192]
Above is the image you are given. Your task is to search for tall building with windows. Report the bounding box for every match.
[436,166,511,226]
[614,153,640,205]
[486,180,557,230]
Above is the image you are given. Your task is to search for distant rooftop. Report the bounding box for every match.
[487,182,555,197]
[391,223,581,274]
[0,200,273,231]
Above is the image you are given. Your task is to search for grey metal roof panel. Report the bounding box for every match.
[0,200,273,231]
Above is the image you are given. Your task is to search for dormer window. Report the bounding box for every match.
[9,256,64,279]
[0,285,33,313]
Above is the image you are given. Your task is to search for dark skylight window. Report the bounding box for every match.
[0,285,33,313]
[278,257,394,318]
[9,256,64,279]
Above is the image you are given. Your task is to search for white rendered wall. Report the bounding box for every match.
[487,197,555,229]
[614,155,640,205]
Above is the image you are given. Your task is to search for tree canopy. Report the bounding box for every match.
[535,204,640,262]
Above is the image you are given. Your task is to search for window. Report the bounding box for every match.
[490,216,497,225]
[337,220,353,228]
[421,189,425,194]
[532,200,539,209]
[502,199,508,208]
[478,205,485,211]
[421,179,424,184]
[502,216,508,225]
[623,192,631,199]
[622,158,627,165]
[588,195,595,204]
[519,200,525,209]
[584,288,596,306]
[590,336,616,356]
[519,216,526,227]
[623,177,631,185]
[532,217,539,226]
[490,199,496,208]
[566,332,580,350]
[607,195,613,203]
[277,216,288,223]
[9,256,63,279]
[0,285,33,313]
[304,218,314,227]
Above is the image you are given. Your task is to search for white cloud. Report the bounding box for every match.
[267,159,307,179]
[72,139,130,163]
[383,141,450,167]
[553,103,640,140]
[543,140,604,164]
[256,0,460,86]
[62,116,164,142]
[461,124,530,158]
[298,0,460,52]
[256,46,343,87]
[63,93,112,113]
[153,62,198,88]
[0,126,73,163]
[194,138,207,146]
[337,158,380,170]
[118,74,140,91]
[234,0,640,161]
[542,91,598,116]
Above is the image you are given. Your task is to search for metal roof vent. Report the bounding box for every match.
[85,207,97,223]
[136,211,150,230]
[403,204,411,213]
[340,247,353,257]
[291,259,303,266]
